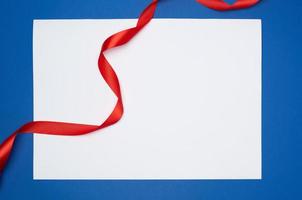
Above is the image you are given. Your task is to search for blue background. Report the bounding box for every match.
[0,0,301,199]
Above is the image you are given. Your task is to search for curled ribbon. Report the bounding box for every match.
[0,0,259,175]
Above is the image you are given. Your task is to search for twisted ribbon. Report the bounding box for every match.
[0,0,259,175]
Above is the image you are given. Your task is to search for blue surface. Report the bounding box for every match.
[0,0,301,199]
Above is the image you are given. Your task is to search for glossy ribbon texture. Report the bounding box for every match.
[0,0,259,175]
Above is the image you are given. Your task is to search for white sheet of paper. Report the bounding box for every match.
[33,19,261,179]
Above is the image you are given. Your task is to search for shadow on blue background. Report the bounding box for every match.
[0,0,301,199]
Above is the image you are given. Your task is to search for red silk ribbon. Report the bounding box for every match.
[197,0,259,11]
[0,0,259,175]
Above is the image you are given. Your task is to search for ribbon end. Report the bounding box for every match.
[0,134,17,173]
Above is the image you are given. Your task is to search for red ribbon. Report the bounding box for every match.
[197,0,259,11]
[0,0,259,175]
